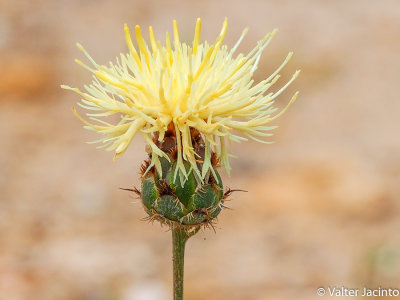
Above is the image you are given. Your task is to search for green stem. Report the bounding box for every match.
[172,227,190,300]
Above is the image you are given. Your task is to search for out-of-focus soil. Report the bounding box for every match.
[1,1,400,299]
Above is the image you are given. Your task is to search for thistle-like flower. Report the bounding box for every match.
[64,19,300,299]
[62,18,299,185]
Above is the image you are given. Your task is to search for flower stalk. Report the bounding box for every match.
[172,227,188,300]
[172,226,200,300]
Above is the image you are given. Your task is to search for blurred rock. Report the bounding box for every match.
[0,53,56,99]
[122,281,169,300]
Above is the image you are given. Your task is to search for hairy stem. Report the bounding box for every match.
[172,227,196,300]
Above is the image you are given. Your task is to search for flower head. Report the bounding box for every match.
[62,18,299,182]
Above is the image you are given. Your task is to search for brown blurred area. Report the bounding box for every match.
[1,0,400,299]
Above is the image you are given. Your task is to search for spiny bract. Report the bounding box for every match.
[139,124,228,227]
[62,18,299,184]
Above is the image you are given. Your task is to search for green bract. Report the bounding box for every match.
[142,160,224,226]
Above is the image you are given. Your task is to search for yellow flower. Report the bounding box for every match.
[62,18,299,182]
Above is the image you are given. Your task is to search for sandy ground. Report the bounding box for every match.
[1,0,400,299]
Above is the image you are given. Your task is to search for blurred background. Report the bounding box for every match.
[1,0,400,299]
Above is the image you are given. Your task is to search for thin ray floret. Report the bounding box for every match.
[62,18,300,183]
